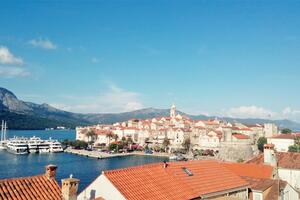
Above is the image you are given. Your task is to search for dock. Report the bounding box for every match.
[64,148,170,159]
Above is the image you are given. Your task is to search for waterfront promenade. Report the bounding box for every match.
[64,147,171,159]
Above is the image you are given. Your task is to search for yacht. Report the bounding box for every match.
[0,141,7,150]
[38,141,50,153]
[48,138,64,153]
[6,137,29,154]
[27,136,43,153]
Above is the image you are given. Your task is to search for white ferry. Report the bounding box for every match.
[48,138,64,153]
[38,141,50,153]
[27,136,43,153]
[6,137,29,154]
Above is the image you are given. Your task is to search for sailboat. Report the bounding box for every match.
[0,120,8,150]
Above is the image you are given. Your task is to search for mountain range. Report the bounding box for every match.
[1,87,300,130]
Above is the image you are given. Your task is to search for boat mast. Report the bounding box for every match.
[4,121,7,140]
[1,120,3,141]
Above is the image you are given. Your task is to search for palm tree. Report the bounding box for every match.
[113,134,119,142]
[182,138,191,153]
[86,130,96,144]
[162,137,170,152]
[106,132,114,145]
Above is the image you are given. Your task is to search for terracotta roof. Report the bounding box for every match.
[242,177,287,200]
[95,130,112,135]
[103,160,248,200]
[270,134,295,139]
[221,162,273,179]
[194,126,206,129]
[246,152,300,169]
[232,134,250,139]
[0,175,61,200]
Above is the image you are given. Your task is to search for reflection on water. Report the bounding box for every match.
[0,130,167,192]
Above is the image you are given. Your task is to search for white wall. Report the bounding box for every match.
[267,138,294,152]
[279,168,300,192]
[78,174,126,200]
[282,183,300,200]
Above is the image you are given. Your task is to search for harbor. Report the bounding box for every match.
[0,121,64,154]
[64,147,170,159]
[0,129,168,192]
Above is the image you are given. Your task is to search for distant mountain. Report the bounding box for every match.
[1,87,300,130]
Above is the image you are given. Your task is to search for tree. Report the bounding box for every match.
[288,136,300,152]
[281,128,292,134]
[162,137,170,148]
[106,132,114,144]
[162,137,170,152]
[127,137,133,144]
[113,134,119,142]
[288,145,299,152]
[86,130,96,143]
[182,138,191,152]
[257,137,267,152]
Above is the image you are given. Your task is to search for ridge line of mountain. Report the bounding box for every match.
[1,87,299,130]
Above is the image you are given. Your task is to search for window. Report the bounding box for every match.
[182,167,193,176]
[253,192,262,200]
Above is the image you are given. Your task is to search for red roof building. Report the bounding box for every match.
[78,160,249,200]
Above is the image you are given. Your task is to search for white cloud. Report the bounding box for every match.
[50,84,144,113]
[222,105,300,122]
[28,38,57,49]
[0,66,30,77]
[0,46,23,65]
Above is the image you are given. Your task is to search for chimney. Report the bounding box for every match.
[163,161,168,168]
[263,144,277,167]
[62,175,80,200]
[45,165,57,180]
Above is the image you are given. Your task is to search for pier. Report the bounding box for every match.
[64,147,170,159]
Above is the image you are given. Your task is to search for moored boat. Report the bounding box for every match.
[6,137,29,154]
[48,139,64,153]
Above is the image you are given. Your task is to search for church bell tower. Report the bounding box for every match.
[170,104,176,119]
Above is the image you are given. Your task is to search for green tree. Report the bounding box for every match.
[182,138,191,152]
[281,128,292,134]
[106,131,114,144]
[162,137,170,148]
[162,137,170,152]
[288,136,300,152]
[257,137,267,152]
[127,137,133,144]
[288,145,299,152]
[86,130,96,143]
[113,134,119,142]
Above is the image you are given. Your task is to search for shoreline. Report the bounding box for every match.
[64,148,171,159]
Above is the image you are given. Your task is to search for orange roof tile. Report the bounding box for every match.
[104,160,248,200]
[0,175,61,200]
[221,162,273,179]
[232,134,250,139]
[271,134,295,139]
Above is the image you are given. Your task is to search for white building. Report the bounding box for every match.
[264,123,279,138]
[267,134,295,152]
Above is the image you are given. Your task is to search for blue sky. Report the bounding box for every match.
[0,0,300,122]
